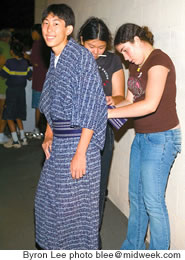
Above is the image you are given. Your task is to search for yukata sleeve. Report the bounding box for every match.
[71,52,107,150]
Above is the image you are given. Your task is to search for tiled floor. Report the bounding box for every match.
[0,137,127,250]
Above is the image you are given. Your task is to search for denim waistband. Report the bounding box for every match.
[137,127,181,136]
[137,127,181,153]
[52,120,82,138]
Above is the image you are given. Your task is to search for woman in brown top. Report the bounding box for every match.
[108,23,181,250]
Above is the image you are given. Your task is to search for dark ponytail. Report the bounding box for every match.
[114,23,154,46]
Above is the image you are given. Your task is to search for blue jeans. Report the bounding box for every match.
[32,89,41,109]
[121,128,181,250]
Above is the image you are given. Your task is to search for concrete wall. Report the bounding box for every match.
[35,0,185,249]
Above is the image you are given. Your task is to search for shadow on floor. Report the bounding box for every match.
[0,138,127,250]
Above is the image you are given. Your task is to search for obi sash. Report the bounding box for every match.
[53,120,82,138]
[108,105,127,130]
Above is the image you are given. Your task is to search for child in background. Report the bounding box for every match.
[0,29,12,145]
[0,40,32,148]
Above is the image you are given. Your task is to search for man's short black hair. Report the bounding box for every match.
[42,4,75,27]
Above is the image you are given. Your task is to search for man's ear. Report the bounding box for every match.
[80,36,84,45]
[134,36,141,45]
[66,25,73,36]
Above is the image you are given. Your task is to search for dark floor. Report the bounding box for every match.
[0,137,127,250]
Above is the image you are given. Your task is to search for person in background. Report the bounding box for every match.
[108,23,181,250]
[34,4,107,250]
[0,40,32,148]
[77,17,125,247]
[0,29,12,144]
[29,24,49,138]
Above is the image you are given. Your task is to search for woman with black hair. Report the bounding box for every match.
[77,17,125,244]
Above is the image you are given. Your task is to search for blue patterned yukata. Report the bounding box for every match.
[35,38,107,250]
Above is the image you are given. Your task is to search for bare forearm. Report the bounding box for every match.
[45,123,53,138]
[115,99,132,108]
[112,95,124,105]
[76,128,94,155]
[109,100,154,118]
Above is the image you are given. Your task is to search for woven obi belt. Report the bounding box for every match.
[53,120,82,138]
[108,105,127,130]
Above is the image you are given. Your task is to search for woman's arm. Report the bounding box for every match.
[106,69,125,105]
[115,88,134,107]
[70,128,94,179]
[42,123,53,160]
[108,65,169,118]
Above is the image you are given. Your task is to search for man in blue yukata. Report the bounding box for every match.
[34,3,107,250]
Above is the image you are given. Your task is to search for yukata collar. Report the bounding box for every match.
[51,38,75,58]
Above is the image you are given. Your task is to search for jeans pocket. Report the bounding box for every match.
[146,133,165,146]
